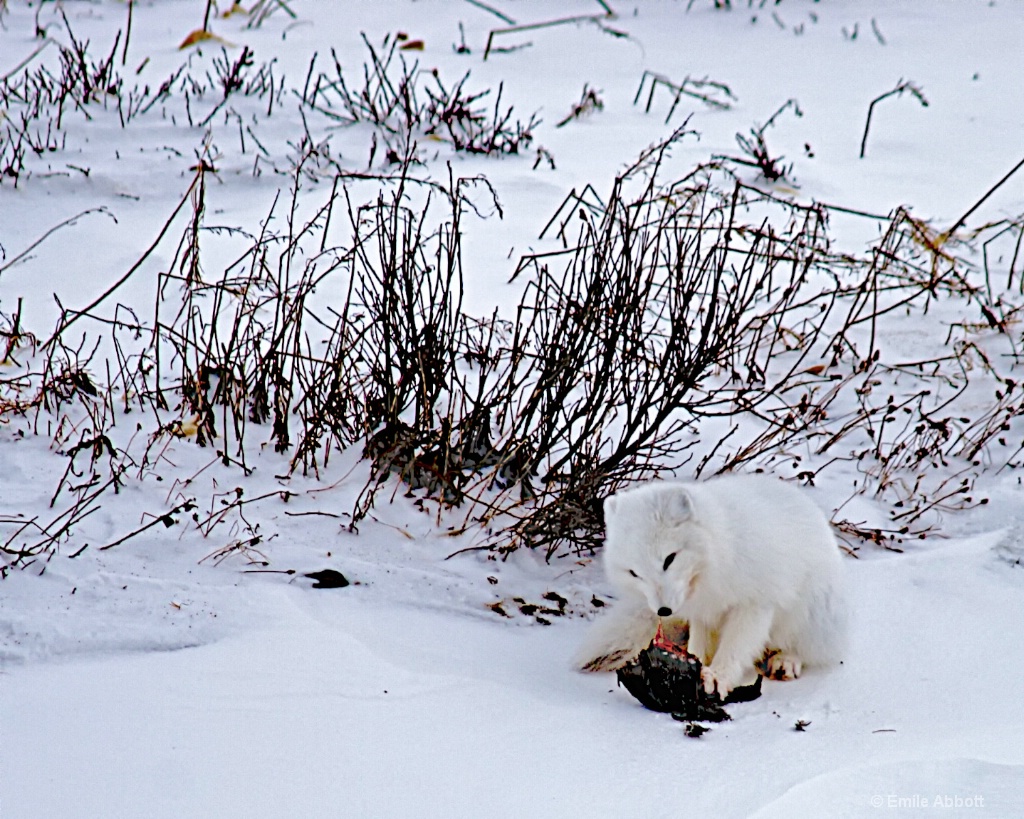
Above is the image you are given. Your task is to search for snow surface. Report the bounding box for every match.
[3,1,1024,816]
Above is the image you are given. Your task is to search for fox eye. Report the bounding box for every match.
[663,552,677,571]
[628,569,639,578]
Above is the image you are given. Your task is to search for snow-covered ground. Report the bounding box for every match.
[3,1,1024,816]
[5,531,1024,818]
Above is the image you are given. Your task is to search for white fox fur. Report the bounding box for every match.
[575,474,847,697]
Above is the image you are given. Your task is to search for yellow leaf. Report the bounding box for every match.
[179,29,226,50]
[174,416,200,438]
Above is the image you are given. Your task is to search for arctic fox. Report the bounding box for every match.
[575,474,846,697]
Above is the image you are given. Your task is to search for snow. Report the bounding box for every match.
[3,1,1024,816]
[6,536,1024,817]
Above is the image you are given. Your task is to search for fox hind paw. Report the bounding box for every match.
[761,650,802,681]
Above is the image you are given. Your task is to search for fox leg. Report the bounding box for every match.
[686,619,711,664]
[700,605,773,697]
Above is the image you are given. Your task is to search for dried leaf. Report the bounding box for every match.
[174,416,200,438]
[178,29,226,50]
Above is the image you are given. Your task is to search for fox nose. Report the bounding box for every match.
[657,606,672,617]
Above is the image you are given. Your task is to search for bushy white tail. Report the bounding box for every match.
[573,598,658,673]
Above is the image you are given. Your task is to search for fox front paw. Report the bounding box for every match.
[701,665,736,698]
[700,663,757,698]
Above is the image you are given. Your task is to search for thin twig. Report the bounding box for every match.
[947,154,1024,237]
[43,172,202,348]
[860,79,928,159]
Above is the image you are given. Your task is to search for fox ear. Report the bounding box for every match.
[665,487,694,525]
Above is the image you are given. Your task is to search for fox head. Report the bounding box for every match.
[601,484,708,619]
